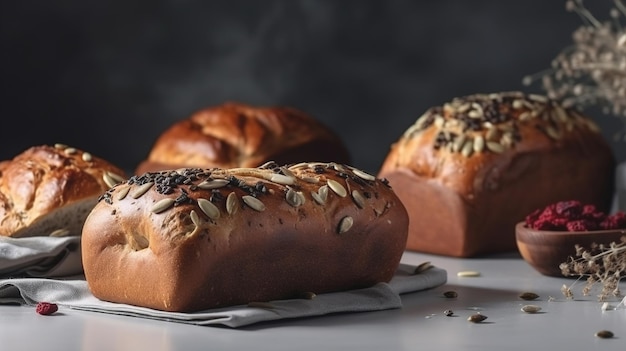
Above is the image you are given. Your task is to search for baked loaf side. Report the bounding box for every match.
[82,162,408,312]
[379,92,615,257]
[0,144,127,238]
[135,102,351,174]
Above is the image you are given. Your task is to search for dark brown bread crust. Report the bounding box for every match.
[0,144,127,237]
[378,92,615,257]
[135,102,351,174]
[82,162,408,312]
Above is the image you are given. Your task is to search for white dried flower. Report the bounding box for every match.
[524,0,626,139]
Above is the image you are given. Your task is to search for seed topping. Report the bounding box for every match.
[190,210,202,227]
[351,190,366,209]
[242,195,266,212]
[197,179,230,190]
[337,216,354,234]
[285,188,306,207]
[130,182,154,199]
[402,92,599,156]
[82,152,93,162]
[197,198,220,220]
[226,192,239,215]
[327,179,347,197]
[151,198,175,213]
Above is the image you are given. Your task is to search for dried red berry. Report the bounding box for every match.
[566,219,597,232]
[36,302,58,315]
[555,200,583,218]
[549,217,569,229]
[527,201,626,232]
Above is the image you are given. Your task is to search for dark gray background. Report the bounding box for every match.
[1,0,623,174]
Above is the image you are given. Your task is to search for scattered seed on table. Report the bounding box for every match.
[521,305,542,313]
[595,330,614,339]
[443,291,458,298]
[519,292,539,301]
[413,261,433,274]
[468,313,488,323]
[457,270,481,277]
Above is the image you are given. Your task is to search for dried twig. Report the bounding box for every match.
[559,235,626,300]
[523,0,626,140]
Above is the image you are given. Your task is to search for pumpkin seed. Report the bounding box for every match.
[242,195,266,212]
[82,152,93,162]
[50,228,70,237]
[190,210,202,227]
[102,173,120,188]
[461,139,473,157]
[130,182,154,199]
[286,188,305,207]
[519,292,539,301]
[151,198,175,213]
[521,305,542,313]
[198,198,220,220]
[311,191,325,205]
[351,190,366,209]
[352,168,376,181]
[457,270,481,277]
[197,179,230,190]
[486,141,504,153]
[595,330,614,339]
[116,185,131,201]
[473,135,485,153]
[226,192,239,215]
[327,179,347,197]
[413,261,433,274]
[337,216,354,234]
[468,313,488,323]
[269,173,295,185]
[443,291,458,298]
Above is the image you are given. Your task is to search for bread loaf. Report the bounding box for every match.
[0,144,127,238]
[378,92,615,257]
[81,162,408,312]
[135,102,351,174]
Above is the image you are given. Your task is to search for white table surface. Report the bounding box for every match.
[1,250,624,351]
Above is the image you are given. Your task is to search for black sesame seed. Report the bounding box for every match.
[314,166,326,174]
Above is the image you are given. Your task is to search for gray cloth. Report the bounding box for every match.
[0,236,83,277]
[0,264,447,328]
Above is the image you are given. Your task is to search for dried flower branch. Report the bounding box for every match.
[523,0,626,140]
[559,235,626,300]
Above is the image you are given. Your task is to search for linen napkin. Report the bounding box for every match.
[0,263,447,328]
[0,236,83,278]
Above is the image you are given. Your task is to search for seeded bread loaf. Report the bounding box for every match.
[0,144,127,238]
[81,162,408,312]
[135,102,351,174]
[378,92,615,257]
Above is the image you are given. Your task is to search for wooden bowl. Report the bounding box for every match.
[515,222,626,277]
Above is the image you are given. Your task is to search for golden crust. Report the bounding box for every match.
[82,162,408,312]
[135,102,351,174]
[379,92,615,257]
[0,144,127,237]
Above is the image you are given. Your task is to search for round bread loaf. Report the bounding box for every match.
[135,102,351,174]
[378,92,615,257]
[82,162,408,312]
[0,144,127,238]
